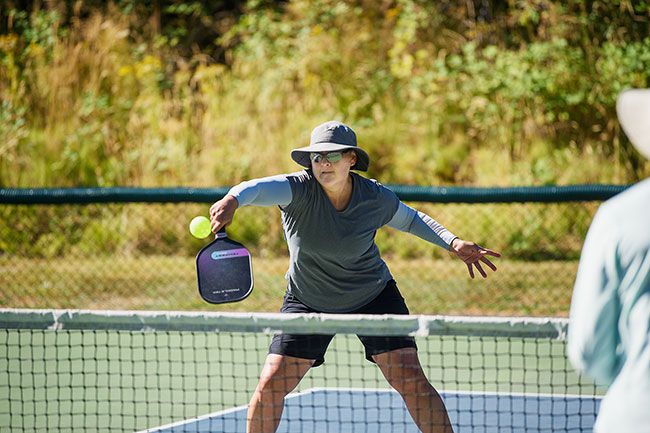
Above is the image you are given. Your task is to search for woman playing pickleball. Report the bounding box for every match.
[209,121,501,433]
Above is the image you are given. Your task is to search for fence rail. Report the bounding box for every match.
[0,184,629,204]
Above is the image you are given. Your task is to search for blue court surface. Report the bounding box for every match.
[141,388,601,433]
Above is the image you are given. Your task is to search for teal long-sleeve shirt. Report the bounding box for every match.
[568,178,650,433]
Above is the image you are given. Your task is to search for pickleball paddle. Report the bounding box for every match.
[196,227,253,304]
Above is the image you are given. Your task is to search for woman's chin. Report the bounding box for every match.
[317,172,336,183]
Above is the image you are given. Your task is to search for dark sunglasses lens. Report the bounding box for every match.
[310,152,343,164]
[326,152,343,163]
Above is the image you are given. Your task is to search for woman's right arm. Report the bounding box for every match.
[209,174,293,232]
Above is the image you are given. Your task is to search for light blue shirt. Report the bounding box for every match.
[568,178,650,433]
[228,170,457,312]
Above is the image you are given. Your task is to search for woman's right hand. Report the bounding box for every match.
[209,195,239,233]
[449,238,501,279]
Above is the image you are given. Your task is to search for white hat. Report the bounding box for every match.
[616,89,650,159]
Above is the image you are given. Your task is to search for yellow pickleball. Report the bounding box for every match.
[189,216,212,239]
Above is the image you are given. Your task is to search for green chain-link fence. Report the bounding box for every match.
[0,185,627,316]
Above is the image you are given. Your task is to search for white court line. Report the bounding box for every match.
[305,386,604,400]
[135,389,317,433]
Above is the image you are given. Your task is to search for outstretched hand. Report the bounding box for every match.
[209,195,239,234]
[449,238,501,278]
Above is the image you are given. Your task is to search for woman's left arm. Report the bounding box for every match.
[387,202,501,278]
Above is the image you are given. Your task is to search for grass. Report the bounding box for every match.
[0,255,578,317]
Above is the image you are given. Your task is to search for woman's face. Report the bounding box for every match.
[310,150,357,188]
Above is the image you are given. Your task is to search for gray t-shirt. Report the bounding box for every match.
[228,169,456,312]
[281,170,399,312]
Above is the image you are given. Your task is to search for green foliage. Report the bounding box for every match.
[1,1,649,261]
[2,0,649,188]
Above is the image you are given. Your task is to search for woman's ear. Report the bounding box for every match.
[349,151,357,167]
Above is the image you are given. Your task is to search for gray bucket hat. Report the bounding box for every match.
[291,121,370,171]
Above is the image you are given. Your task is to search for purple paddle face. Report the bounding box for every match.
[196,231,253,304]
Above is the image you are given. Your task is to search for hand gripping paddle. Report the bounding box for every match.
[196,227,253,304]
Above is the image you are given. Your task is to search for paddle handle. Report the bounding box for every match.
[215,226,227,239]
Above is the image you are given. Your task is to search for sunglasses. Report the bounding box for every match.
[309,151,347,164]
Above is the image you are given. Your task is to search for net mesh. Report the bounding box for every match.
[0,310,601,433]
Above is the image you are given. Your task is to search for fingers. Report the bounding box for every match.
[466,263,474,279]
[482,248,501,258]
[457,243,500,278]
[208,195,241,233]
[210,218,224,234]
[475,261,487,278]
[480,256,497,272]
[463,256,496,277]
[209,211,221,233]
[209,200,232,233]
[209,214,231,233]
[473,244,501,258]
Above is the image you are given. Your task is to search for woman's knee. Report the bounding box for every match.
[375,349,433,394]
[389,366,432,395]
[254,354,313,398]
[253,379,290,403]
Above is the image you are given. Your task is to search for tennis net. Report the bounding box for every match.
[1,309,601,432]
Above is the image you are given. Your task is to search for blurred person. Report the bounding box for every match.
[209,120,501,433]
[568,89,650,433]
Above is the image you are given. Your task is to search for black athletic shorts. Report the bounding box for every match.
[268,279,417,367]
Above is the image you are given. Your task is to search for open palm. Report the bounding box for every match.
[450,239,501,278]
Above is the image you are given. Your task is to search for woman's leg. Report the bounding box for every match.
[247,354,314,433]
[373,347,454,433]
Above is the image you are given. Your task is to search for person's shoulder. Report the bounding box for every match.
[353,174,399,211]
[591,179,650,244]
[282,169,316,209]
[353,173,393,195]
[281,169,315,190]
[598,179,650,222]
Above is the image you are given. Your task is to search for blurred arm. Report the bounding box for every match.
[568,207,623,386]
